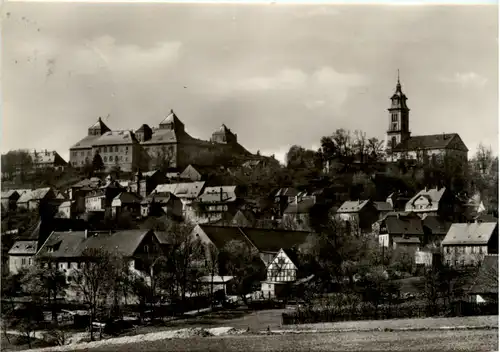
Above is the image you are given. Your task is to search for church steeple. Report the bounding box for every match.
[386,70,411,151]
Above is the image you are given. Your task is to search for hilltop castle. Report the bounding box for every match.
[385,72,469,165]
[69,110,253,172]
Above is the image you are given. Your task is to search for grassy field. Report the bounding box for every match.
[72,329,498,352]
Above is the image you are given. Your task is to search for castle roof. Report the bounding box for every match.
[70,135,101,150]
[159,110,184,126]
[92,130,138,146]
[89,117,110,131]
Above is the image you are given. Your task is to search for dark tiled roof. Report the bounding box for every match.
[112,192,142,205]
[275,188,299,198]
[92,130,138,146]
[196,225,252,249]
[393,133,468,152]
[393,237,421,244]
[475,214,498,223]
[423,215,452,235]
[384,216,424,235]
[284,197,316,214]
[241,227,310,252]
[373,201,393,212]
[37,230,152,258]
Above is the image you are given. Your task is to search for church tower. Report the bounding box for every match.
[386,71,411,150]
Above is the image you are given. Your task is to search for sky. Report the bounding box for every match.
[1,3,498,164]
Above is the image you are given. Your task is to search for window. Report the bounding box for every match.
[29,258,32,265]
[479,247,483,254]
[392,123,397,131]
[391,137,397,149]
[21,258,26,265]
[115,146,118,152]
[126,146,129,151]
[115,156,118,162]
[391,113,398,122]
[104,147,107,153]
[144,245,149,253]
[104,156,107,162]
[80,151,84,156]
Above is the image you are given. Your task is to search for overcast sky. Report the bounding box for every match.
[2,3,498,163]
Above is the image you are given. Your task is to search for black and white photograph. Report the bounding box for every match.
[0,1,498,351]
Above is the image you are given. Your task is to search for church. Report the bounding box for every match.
[385,73,469,166]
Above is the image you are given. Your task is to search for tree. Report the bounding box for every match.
[92,153,105,173]
[21,262,68,323]
[366,137,385,162]
[205,243,220,308]
[1,271,25,343]
[152,146,175,172]
[285,145,319,170]
[70,248,115,341]
[220,240,266,304]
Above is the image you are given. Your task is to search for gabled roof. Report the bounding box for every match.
[393,237,421,244]
[406,187,446,213]
[141,191,178,205]
[88,117,110,131]
[337,200,371,213]
[17,188,52,204]
[153,182,205,199]
[423,215,452,235]
[92,130,138,146]
[1,190,19,199]
[37,230,154,258]
[469,255,498,295]
[195,225,253,250]
[373,201,394,212]
[142,129,179,144]
[159,110,183,126]
[475,214,498,223]
[442,222,498,246]
[393,133,468,152]
[383,215,424,235]
[29,150,66,165]
[136,124,151,133]
[112,192,142,206]
[241,227,310,253]
[275,188,299,198]
[70,135,102,150]
[8,240,38,255]
[197,186,238,204]
[283,197,316,214]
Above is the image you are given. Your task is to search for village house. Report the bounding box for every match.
[386,190,412,212]
[29,149,68,171]
[422,214,452,246]
[336,199,379,233]
[467,254,498,304]
[57,200,78,219]
[16,187,56,213]
[1,190,20,212]
[128,170,168,198]
[373,201,394,220]
[441,222,499,267]
[140,191,183,218]
[35,229,164,297]
[8,240,38,274]
[405,186,455,220]
[152,181,206,220]
[282,195,317,231]
[261,248,299,299]
[274,188,300,217]
[111,192,142,218]
[179,164,228,183]
[377,212,424,252]
[192,185,244,224]
[84,177,124,214]
[191,224,310,269]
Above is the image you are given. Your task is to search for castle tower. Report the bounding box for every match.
[386,70,411,150]
[159,109,185,134]
[211,124,237,144]
[88,117,111,137]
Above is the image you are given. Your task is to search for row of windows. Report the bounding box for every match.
[71,146,129,158]
[103,155,129,162]
[445,246,484,254]
[21,258,33,266]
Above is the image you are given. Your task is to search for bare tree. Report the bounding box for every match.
[70,248,114,341]
[206,243,220,308]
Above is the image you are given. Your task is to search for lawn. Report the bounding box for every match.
[72,329,499,352]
